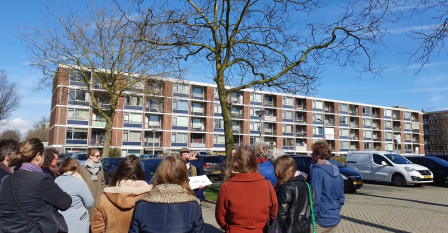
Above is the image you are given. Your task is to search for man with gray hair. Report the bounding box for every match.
[0,139,19,181]
[254,141,276,185]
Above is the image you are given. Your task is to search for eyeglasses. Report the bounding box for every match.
[92,154,101,158]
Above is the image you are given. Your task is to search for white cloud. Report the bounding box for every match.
[387,24,437,35]
[429,94,445,102]
[0,118,33,135]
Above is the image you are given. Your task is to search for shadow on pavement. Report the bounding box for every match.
[341,215,411,233]
[204,223,224,233]
[357,193,448,208]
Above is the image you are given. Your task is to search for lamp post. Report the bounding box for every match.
[152,129,157,155]
[255,110,266,141]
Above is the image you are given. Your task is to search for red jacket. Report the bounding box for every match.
[215,172,278,233]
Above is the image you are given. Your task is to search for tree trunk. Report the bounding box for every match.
[101,113,114,158]
[216,77,234,161]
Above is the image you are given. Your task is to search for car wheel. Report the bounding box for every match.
[392,174,406,187]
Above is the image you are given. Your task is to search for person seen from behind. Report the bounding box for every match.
[215,145,278,233]
[274,155,315,233]
[92,155,152,233]
[0,139,18,182]
[42,148,59,178]
[129,155,204,232]
[0,138,72,233]
[254,141,277,185]
[55,157,94,233]
[309,140,344,232]
[79,148,106,221]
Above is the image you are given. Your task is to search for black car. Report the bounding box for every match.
[432,155,448,163]
[190,155,226,180]
[140,158,163,183]
[292,155,363,192]
[101,157,124,184]
[406,156,448,186]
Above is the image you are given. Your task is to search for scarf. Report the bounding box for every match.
[257,158,268,163]
[84,159,102,181]
[19,163,43,173]
[317,159,332,165]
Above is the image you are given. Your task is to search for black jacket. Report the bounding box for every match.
[0,169,72,233]
[276,176,315,233]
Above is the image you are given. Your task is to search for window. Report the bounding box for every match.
[67,108,89,121]
[173,100,189,111]
[363,106,371,115]
[404,111,411,119]
[147,115,160,126]
[339,116,348,125]
[404,122,411,130]
[69,69,91,84]
[173,83,189,95]
[313,113,323,122]
[340,141,349,149]
[214,119,224,129]
[250,107,262,117]
[214,102,222,114]
[386,143,393,151]
[69,89,89,102]
[192,118,204,129]
[191,102,204,113]
[125,96,143,106]
[123,131,141,142]
[192,86,204,98]
[312,100,323,109]
[340,128,349,137]
[373,154,389,165]
[283,124,293,133]
[313,126,323,135]
[386,132,393,140]
[283,138,294,147]
[363,118,371,127]
[250,122,261,131]
[385,120,392,128]
[171,133,188,143]
[66,128,88,140]
[282,110,293,120]
[213,135,225,144]
[384,109,392,118]
[405,133,412,141]
[172,116,189,127]
[147,99,161,110]
[124,112,142,124]
[283,96,293,106]
[363,130,372,139]
[339,103,348,112]
[250,93,262,102]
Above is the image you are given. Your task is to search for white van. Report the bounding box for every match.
[346,151,433,186]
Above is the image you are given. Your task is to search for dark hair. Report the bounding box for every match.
[152,155,195,196]
[311,140,331,160]
[55,157,79,177]
[0,139,19,162]
[88,148,100,158]
[109,155,145,186]
[225,145,258,180]
[9,138,44,167]
[43,148,59,168]
[274,155,297,190]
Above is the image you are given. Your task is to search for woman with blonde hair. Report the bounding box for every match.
[0,138,72,233]
[79,148,106,220]
[274,155,314,233]
[55,157,94,233]
[215,145,278,233]
[129,155,204,232]
[92,155,152,233]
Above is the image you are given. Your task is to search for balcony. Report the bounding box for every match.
[264,129,277,135]
[350,135,359,140]
[325,121,335,127]
[191,125,205,131]
[231,112,244,118]
[296,145,307,151]
[190,142,206,148]
[393,126,401,131]
[350,123,359,128]
[296,132,307,137]
[265,115,277,121]
[147,123,161,129]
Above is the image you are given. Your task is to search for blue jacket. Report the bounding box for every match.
[309,163,345,227]
[129,184,204,233]
[259,160,277,186]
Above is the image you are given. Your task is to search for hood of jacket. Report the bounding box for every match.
[104,180,152,209]
[311,163,340,178]
[139,183,200,204]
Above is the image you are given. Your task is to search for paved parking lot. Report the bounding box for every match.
[201,183,448,233]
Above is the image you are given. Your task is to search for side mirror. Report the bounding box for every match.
[381,161,388,166]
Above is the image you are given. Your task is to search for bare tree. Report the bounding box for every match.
[0,70,22,124]
[24,117,49,142]
[0,129,21,141]
[130,0,395,158]
[22,2,173,157]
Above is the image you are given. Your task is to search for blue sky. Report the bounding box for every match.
[1,1,447,135]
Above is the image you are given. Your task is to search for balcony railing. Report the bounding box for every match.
[265,116,277,121]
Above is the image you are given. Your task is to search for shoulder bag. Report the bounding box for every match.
[306,182,316,233]
[264,179,282,233]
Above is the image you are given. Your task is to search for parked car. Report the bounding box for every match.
[70,153,88,166]
[346,151,433,187]
[140,154,158,159]
[406,156,448,186]
[140,158,164,183]
[101,157,124,184]
[432,155,448,163]
[190,155,225,180]
[292,155,363,192]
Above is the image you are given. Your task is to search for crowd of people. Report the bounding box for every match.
[0,138,344,233]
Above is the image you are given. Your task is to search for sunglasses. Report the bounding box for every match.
[92,154,101,158]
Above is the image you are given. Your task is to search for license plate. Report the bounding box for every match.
[353,181,363,185]
[424,175,431,179]
[213,171,221,174]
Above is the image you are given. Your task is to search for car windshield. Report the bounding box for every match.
[329,159,345,168]
[385,154,412,164]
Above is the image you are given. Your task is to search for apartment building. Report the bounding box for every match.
[424,110,448,155]
[49,66,425,156]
